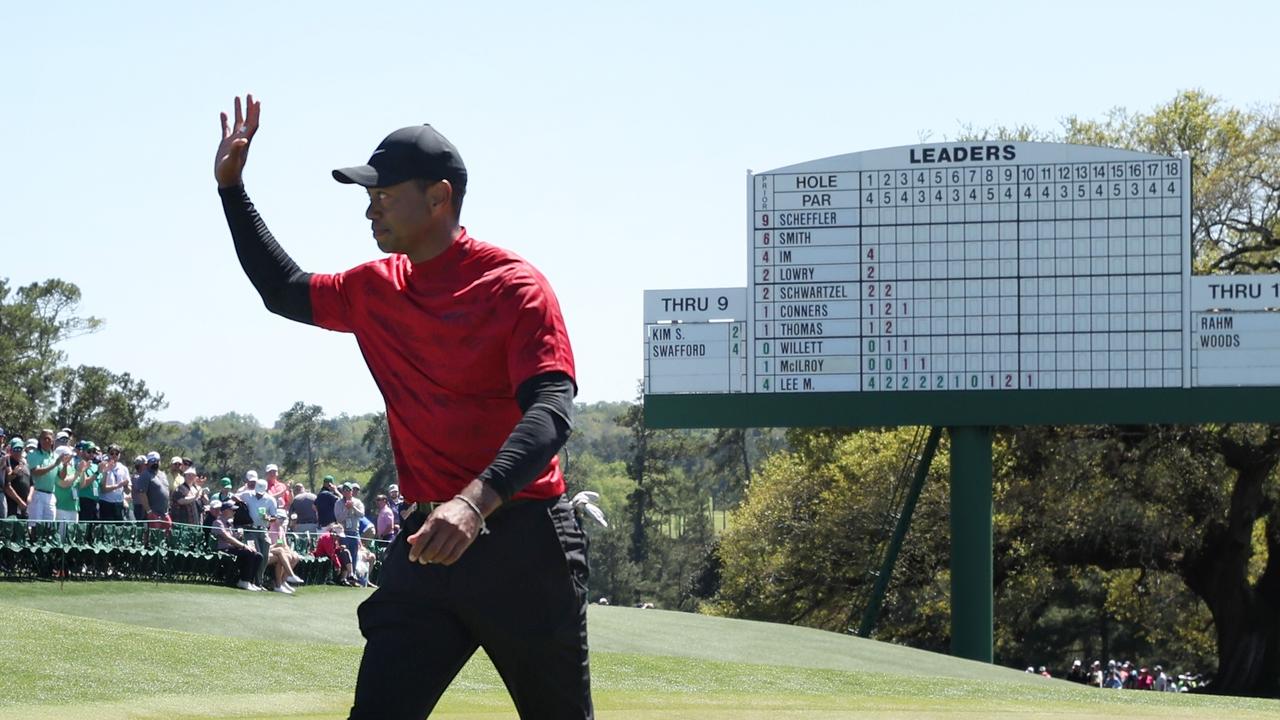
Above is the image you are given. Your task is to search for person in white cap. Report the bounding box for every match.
[264,463,291,509]
[136,451,172,531]
[133,451,165,521]
[171,466,206,526]
[238,473,277,586]
[266,508,304,593]
[386,484,403,517]
[169,456,185,492]
[52,445,80,536]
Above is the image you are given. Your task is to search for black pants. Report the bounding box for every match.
[348,494,592,720]
[78,498,99,522]
[98,501,123,522]
[222,547,262,583]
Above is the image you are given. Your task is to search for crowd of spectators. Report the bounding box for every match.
[1029,658,1205,692]
[0,425,404,593]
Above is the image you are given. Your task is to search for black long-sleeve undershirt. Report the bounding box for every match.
[217,184,574,501]
[219,184,314,323]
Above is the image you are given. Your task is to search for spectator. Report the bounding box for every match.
[169,456,185,492]
[266,509,305,594]
[172,467,206,526]
[1154,665,1170,692]
[97,444,129,522]
[313,522,355,586]
[333,482,365,569]
[1066,659,1085,684]
[133,452,159,520]
[353,540,376,588]
[127,455,147,520]
[137,452,172,531]
[0,432,8,519]
[4,438,31,519]
[1038,666,1050,678]
[208,477,235,505]
[1138,667,1154,691]
[264,464,291,508]
[386,483,403,517]
[53,446,79,535]
[75,441,101,523]
[55,429,71,448]
[315,475,339,528]
[238,469,258,495]
[289,482,318,534]
[238,475,277,587]
[27,430,57,526]
[374,494,397,541]
[213,500,264,591]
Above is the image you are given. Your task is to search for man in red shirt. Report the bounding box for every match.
[215,95,589,719]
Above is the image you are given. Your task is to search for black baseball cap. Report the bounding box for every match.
[332,125,467,191]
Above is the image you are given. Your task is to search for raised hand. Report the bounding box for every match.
[215,94,261,188]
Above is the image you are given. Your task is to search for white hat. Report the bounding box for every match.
[145,451,161,464]
[265,463,279,473]
[388,484,399,493]
[245,470,258,482]
[183,467,198,476]
[170,456,183,465]
[54,446,73,458]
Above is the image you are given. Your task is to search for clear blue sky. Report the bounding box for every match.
[3,1,1276,424]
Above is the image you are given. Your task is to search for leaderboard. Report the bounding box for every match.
[1191,275,1280,386]
[644,288,747,393]
[748,142,1191,393]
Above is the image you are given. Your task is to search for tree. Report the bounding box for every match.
[361,411,397,499]
[51,364,166,450]
[276,401,336,487]
[712,427,952,650]
[1061,91,1280,274]
[201,432,260,482]
[1049,92,1280,695]
[0,278,102,431]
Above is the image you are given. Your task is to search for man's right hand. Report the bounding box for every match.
[215,94,260,188]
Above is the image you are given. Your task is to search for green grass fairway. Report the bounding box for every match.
[2,582,1276,719]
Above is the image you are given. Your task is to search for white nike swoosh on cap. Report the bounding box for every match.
[371,149,387,155]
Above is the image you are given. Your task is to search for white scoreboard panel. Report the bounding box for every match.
[644,288,748,394]
[748,143,1192,394]
[1191,275,1280,386]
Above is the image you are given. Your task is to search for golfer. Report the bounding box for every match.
[214,95,590,719]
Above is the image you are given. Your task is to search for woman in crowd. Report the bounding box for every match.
[266,509,305,594]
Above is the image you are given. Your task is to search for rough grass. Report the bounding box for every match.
[2,581,1277,719]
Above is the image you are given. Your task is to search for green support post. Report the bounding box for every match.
[856,426,942,638]
[949,425,993,663]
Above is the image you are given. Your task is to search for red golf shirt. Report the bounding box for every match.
[309,229,575,503]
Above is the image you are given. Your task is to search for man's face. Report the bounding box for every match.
[365,180,438,255]
[38,433,53,450]
[266,470,278,483]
